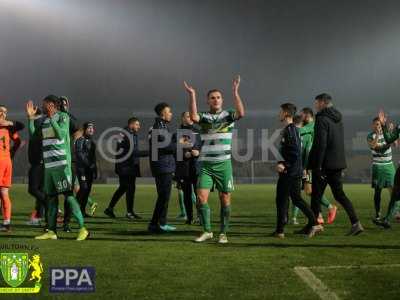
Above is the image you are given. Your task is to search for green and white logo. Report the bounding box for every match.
[0,253,29,288]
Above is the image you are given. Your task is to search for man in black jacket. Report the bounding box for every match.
[75,122,97,216]
[274,103,320,238]
[148,103,177,233]
[26,109,47,225]
[174,112,201,225]
[104,117,148,220]
[308,93,363,235]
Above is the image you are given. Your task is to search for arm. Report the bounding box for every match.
[313,118,329,170]
[49,113,69,140]
[75,138,91,168]
[302,134,312,169]
[10,131,21,159]
[382,125,399,144]
[280,126,301,168]
[184,81,200,123]
[232,75,245,119]
[26,100,38,137]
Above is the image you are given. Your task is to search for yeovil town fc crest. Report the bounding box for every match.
[0,253,42,293]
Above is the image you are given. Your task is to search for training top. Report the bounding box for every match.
[367,131,393,165]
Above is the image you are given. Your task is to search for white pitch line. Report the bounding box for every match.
[294,266,341,300]
[294,264,400,300]
[307,264,400,270]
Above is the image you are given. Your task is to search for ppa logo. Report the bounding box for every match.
[49,267,95,293]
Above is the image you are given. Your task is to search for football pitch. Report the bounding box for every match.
[2,184,400,300]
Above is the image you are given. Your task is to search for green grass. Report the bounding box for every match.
[2,184,400,299]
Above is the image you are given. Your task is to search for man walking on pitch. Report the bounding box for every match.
[367,117,396,222]
[274,103,320,238]
[148,103,177,233]
[75,122,98,216]
[105,117,148,220]
[26,96,89,240]
[183,76,244,244]
[292,108,337,225]
[308,93,363,235]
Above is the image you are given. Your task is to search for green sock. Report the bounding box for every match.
[47,197,59,232]
[320,195,331,208]
[199,203,211,232]
[220,205,231,233]
[178,189,186,216]
[292,204,300,219]
[87,197,94,206]
[66,195,85,228]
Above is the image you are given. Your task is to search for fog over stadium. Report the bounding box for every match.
[1,0,400,179]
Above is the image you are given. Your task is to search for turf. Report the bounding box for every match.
[2,184,400,300]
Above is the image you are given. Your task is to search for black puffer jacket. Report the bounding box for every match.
[115,126,148,176]
[148,118,176,176]
[308,106,347,171]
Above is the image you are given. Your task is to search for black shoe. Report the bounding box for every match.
[104,207,116,219]
[132,212,142,220]
[0,224,11,232]
[347,221,365,235]
[148,224,162,234]
[294,226,310,235]
[126,212,142,220]
[270,231,285,239]
[373,218,391,229]
[63,224,72,233]
[185,219,193,225]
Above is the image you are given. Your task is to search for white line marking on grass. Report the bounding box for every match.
[294,264,400,300]
[294,266,341,300]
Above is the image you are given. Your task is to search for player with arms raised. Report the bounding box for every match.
[183,76,245,244]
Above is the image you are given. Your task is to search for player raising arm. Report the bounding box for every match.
[183,76,244,244]
[26,96,89,240]
[374,110,400,228]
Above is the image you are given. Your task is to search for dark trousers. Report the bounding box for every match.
[276,175,316,233]
[76,171,94,214]
[28,164,47,219]
[181,176,197,222]
[311,169,359,224]
[384,166,400,220]
[150,173,173,226]
[108,174,137,213]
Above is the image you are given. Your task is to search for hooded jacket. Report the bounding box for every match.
[307,106,347,171]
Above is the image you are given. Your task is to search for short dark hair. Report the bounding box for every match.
[293,115,303,125]
[207,89,222,98]
[301,107,314,117]
[43,94,59,105]
[154,102,170,116]
[280,103,297,118]
[372,117,380,123]
[128,117,139,124]
[315,93,332,104]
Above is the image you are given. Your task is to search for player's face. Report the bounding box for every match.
[182,112,193,126]
[278,109,286,122]
[161,107,173,122]
[314,100,324,112]
[42,101,52,115]
[85,126,95,136]
[207,92,223,112]
[129,121,141,132]
[0,106,7,120]
[372,120,381,132]
[301,112,313,124]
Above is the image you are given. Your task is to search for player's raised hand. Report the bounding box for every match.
[233,75,241,93]
[184,81,196,95]
[26,100,38,119]
[378,109,387,125]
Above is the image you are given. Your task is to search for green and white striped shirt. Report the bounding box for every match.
[198,109,236,162]
[367,132,392,165]
[29,112,71,170]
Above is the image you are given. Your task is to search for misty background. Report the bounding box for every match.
[1,0,400,182]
